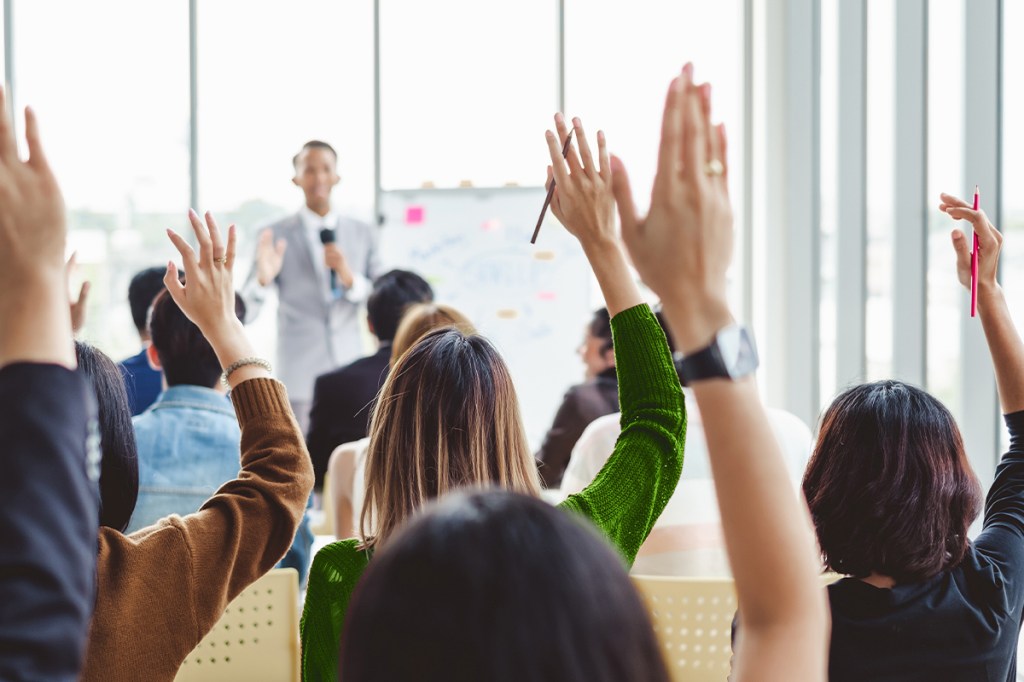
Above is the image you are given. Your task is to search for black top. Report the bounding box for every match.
[826,410,1024,681]
[306,345,391,489]
[0,363,99,681]
[535,367,619,489]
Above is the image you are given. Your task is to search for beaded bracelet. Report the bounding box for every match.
[221,357,273,388]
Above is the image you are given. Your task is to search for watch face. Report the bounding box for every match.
[718,325,759,378]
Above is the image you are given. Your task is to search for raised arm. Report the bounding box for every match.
[613,66,827,681]
[543,114,686,564]
[940,194,1024,414]
[0,96,99,681]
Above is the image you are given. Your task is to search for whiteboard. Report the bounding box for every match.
[378,187,594,450]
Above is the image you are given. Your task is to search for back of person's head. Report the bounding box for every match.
[340,490,670,682]
[589,307,613,353]
[363,328,539,547]
[389,302,475,366]
[366,270,434,343]
[128,266,168,336]
[148,288,246,388]
[803,380,983,582]
[75,341,138,532]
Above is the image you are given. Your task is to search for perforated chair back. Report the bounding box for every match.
[175,568,300,682]
[632,575,736,682]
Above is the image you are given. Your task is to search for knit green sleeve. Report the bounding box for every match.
[300,539,370,682]
[558,303,686,566]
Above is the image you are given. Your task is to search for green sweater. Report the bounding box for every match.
[299,304,686,681]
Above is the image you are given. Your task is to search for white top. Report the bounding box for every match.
[560,394,813,576]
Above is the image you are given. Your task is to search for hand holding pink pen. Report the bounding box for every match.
[940,188,1003,319]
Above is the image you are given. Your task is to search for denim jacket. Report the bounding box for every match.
[127,385,240,533]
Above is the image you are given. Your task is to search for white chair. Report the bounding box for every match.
[175,568,300,682]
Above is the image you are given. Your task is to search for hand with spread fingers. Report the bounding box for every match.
[164,210,269,388]
[939,192,1002,293]
[0,90,76,368]
[612,64,734,353]
[545,114,617,248]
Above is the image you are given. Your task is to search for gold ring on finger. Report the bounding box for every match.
[213,256,228,264]
[704,159,724,177]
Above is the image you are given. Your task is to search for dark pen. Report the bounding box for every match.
[530,128,574,244]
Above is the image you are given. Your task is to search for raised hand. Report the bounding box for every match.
[543,113,641,317]
[256,228,287,287]
[0,92,76,368]
[940,192,1002,291]
[66,253,91,335]
[612,65,734,352]
[544,114,616,247]
[165,210,266,388]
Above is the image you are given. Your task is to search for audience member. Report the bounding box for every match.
[0,97,100,682]
[119,266,168,415]
[81,209,313,681]
[75,341,139,533]
[610,65,828,679]
[306,269,434,489]
[240,140,382,433]
[791,193,1024,681]
[535,307,620,488]
[326,302,475,538]
[125,289,245,531]
[561,312,813,576]
[300,114,686,681]
[339,490,670,682]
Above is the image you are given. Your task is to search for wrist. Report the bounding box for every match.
[661,296,735,355]
[976,281,1005,315]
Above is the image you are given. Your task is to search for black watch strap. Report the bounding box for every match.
[677,343,727,387]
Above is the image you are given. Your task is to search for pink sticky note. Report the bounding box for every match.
[536,291,557,302]
[481,219,502,232]
[405,206,425,225]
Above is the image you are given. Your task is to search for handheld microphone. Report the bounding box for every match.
[319,228,338,291]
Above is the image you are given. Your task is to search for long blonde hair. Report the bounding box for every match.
[390,302,475,367]
[362,327,541,548]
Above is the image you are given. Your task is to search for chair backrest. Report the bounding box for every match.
[632,575,736,682]
[175,568,300,682]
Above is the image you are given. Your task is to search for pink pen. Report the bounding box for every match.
[971,186,979,318]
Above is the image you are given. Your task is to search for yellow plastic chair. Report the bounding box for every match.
[632,576,736,682]
[175,568,300,682]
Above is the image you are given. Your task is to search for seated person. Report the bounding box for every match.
[327,302,474,538]
[535,307,619,488]
[301,114,687,681]
[788,195,1024,681]
[306,269,433,489]
[560,313,812,576]
[118,266,168,415]
[126,288,246,531]
[0,102,100,681]
[82,209,313,681]
[339,490,671,682]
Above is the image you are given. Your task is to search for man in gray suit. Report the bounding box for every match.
[241,140,381,432]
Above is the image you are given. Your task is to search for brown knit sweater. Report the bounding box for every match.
[81,378,314,681]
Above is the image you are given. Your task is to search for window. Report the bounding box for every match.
[926,0,964,421]
[15,0,190,360]
[379,0,557,190]
[818,0,839,407]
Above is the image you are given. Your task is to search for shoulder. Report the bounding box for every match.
[310,539,370,577]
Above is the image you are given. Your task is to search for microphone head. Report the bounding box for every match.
[319,228,337,245]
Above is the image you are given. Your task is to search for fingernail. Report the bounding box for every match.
[188,208,198,218]
[702,83,712,99]
[573,116,581,127]
[683,63,694,79]
[555,112,564,122]
[545,130,554,139]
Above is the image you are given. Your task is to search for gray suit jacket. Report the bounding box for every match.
[240,213,381,402]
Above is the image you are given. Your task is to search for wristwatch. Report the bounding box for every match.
[676,324,759,386]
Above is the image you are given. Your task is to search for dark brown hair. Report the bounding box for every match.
[148,288,245,388]
[803,380,983,582]
[340,490,670,682]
